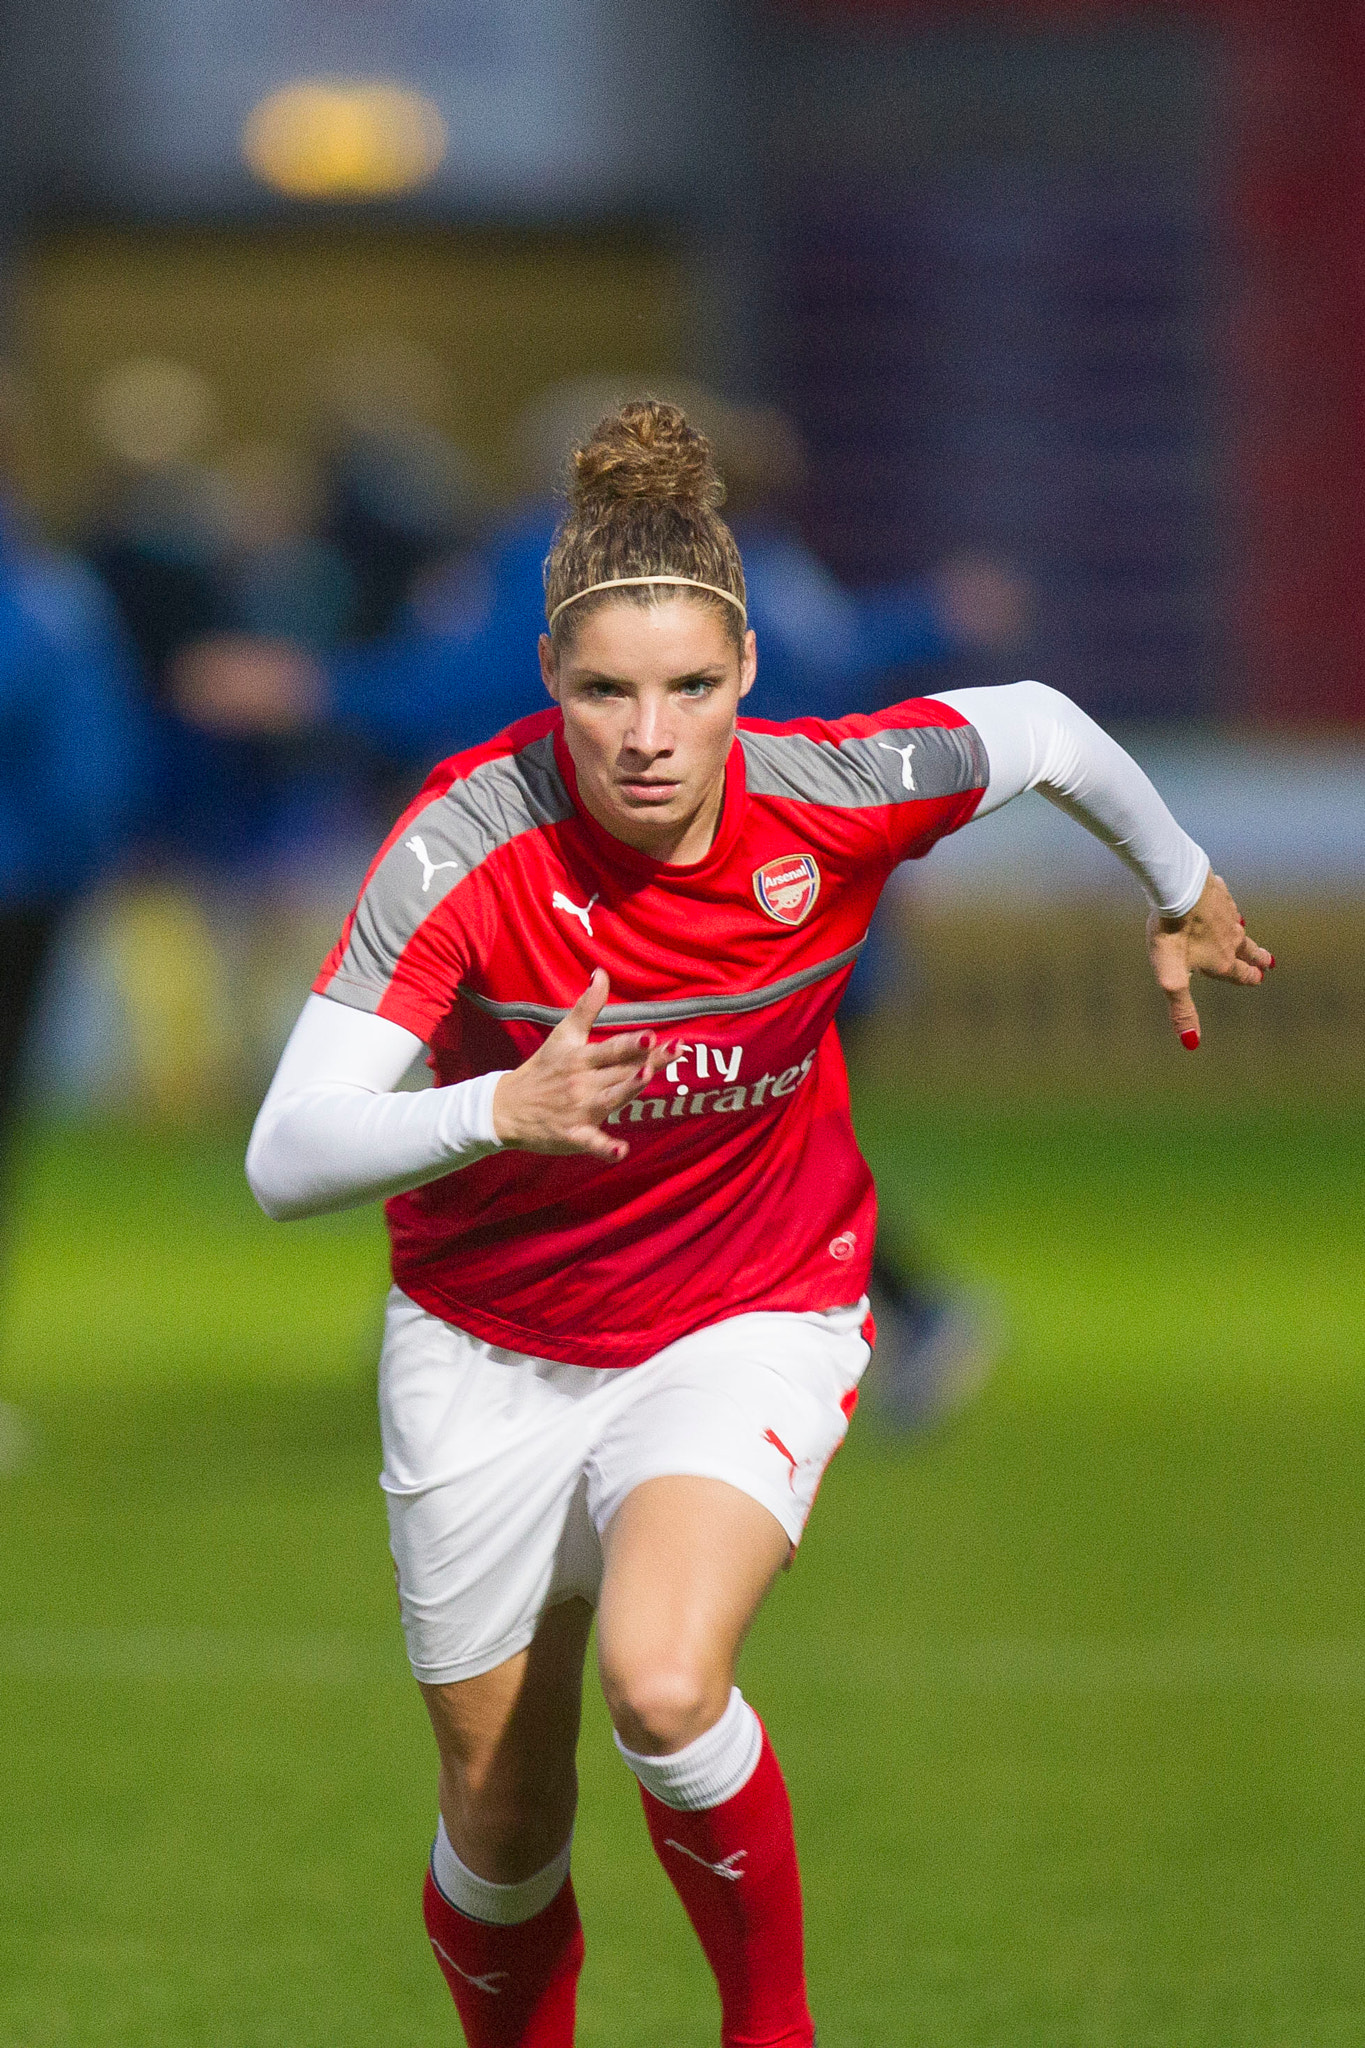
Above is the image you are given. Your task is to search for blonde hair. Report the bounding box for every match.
[543,398,747,651]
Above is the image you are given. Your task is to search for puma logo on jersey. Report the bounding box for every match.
[428,1936,508,1993]
[762,1428,801,1491]
[664,1840,748,1881]
[553,889,599,937]
[877,739,917,789]
[406,835,461,892]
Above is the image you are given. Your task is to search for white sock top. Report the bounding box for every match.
[614,1686,763,1812]
[430,1818,571,1926]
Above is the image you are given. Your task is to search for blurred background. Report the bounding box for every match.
[0,4,1361,2046]
[0,0,1359,1116]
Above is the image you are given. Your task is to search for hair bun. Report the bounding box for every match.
[570,398,724,516]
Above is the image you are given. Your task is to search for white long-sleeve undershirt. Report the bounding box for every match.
[931,680,1209,918]
[246,682,1210,1222]
[245,997,502,1220]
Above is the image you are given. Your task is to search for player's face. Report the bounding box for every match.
[540,597,757,863]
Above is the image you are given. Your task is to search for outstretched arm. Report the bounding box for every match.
[932,681,1273,1047]
[246,974,667,1221]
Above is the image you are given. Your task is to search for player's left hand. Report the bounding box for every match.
[1146,870,1274,1050]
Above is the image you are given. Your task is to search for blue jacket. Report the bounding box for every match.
[326,507,956,763]
[0,516,146,904]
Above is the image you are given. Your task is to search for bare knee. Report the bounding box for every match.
[441,1754,577,1880]
[602,1656,730,1756]
[418,1599,591,1881]
[424,1688,578,1882]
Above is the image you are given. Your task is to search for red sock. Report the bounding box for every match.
[639,1725,813,2048]
[422,1865,583,2047]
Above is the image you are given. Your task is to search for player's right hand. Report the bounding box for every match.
[492,969,670,1162]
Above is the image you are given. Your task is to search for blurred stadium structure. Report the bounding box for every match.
[0,0,1360,1115]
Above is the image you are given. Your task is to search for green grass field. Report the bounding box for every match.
[1,1094,1362,2047]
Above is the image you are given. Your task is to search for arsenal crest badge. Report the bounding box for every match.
[753,854,820,926]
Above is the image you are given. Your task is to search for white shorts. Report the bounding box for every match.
[378,1286,871,1686]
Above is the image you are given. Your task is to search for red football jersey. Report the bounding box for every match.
[314,701,987,1367]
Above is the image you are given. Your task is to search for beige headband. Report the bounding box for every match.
[547,575,747,630]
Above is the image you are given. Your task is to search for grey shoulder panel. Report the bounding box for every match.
[332,732,573,1000]
[740,721,988,809]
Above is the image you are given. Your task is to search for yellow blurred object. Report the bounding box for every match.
[89,357,219,468]
[13,224,684,524]
[242,80,447,199]
[855,893,1356,1099]
[103,885,235,1119]
[100,883,349,1121]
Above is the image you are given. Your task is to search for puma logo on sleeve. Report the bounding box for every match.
[406,835,462,892]
[876,739,917,789]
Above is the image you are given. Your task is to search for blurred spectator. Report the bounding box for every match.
[78,359,375,1109]
[175,375,1028,766]
[81,361,346,878]
[0,366,146,1155]
[310,335,488,639]
[83,358,233,698]
[215,442,356,652]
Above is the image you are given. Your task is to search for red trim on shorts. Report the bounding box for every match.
[795,1348,868,1550]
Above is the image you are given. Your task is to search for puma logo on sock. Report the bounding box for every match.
[429,1936,509,1993]
[664,1839,748,1881]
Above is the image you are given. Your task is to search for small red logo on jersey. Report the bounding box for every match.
[753,854,820,926]
[829,1230,857,1262]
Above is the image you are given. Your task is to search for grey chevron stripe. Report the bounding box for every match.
[459,940,866,1028]
[740,720,987,808]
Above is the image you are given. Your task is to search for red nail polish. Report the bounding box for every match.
[1268,955,1275,969]
[1180,1029,1200,1050]
[1238,915,1245,927]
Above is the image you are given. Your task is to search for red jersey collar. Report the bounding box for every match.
[551,720,748,881]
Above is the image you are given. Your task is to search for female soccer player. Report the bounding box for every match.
[247,401,1271,2047]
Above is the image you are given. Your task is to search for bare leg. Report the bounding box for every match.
[417,1598,594,2045]
[420,1594,594,1880]
[596,1476,814,2046]
[596,1475,790,1753]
